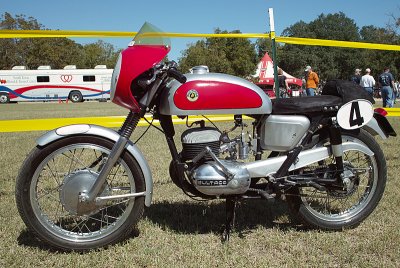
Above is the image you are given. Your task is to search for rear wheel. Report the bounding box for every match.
[69,91,83,102]
[286,130,387,230]
[15,135,145,251]
[0,92,10,103]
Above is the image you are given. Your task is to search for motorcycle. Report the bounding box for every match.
[15,22,396,251]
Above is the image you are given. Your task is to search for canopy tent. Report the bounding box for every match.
[254,53,302,87]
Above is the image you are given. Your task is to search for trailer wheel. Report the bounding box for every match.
[69,91,83,103]
[0,92,10,104]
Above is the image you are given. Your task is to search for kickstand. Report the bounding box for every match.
[222,197,236,243]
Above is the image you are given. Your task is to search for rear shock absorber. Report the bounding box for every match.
[328,123,344,175]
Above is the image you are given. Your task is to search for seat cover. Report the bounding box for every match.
[272,95,342,115]
[272,79,374,115]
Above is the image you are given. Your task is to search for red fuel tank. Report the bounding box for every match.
[159,72,272,115]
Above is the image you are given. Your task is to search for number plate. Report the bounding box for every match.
[337,99,373,130]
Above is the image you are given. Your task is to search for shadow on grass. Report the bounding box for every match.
[17,199,307,251]
[144,198,308,236]
[17,230,61,253]
[17,227,140,253]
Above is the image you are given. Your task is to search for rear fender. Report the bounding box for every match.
[37,124,153,207]
[363,113,397,139]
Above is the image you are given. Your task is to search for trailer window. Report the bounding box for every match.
[83,75,96,82]
[37,76,50,82]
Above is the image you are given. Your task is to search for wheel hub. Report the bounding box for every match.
[59,170,110,216]
[0,95,8,103]
[328,162,359,198]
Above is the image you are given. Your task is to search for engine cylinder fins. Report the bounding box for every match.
[181,127,221,161]
[182,141,220,161]
[181,127,221,143]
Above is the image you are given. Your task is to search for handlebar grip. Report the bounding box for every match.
[168,68,187,84]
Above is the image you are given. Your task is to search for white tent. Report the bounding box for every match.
[254,53,302,87]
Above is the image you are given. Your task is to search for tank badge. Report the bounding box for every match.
[187,89,199,102]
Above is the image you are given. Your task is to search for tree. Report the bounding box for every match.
[255,35,272,60]
[360,26,399,79]
[0,12,120,70]
[0,12,43,69]
[81,40,120,69]
[178,29,257,78]
[275,12,366,81]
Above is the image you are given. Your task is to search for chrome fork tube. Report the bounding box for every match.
[81,111,140,203]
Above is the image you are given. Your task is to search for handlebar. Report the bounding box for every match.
[138,62,187,88]
[168,67,187,84]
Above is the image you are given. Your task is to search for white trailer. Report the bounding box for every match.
[0,65,113,103]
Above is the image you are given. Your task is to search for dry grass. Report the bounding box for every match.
[0,101,399,268]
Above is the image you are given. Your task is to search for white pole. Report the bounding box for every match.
[268,8,275,34]
[268,8,279,97]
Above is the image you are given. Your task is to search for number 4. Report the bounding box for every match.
[349,102,364,127]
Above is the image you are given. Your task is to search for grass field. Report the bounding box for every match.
[1,101,400,267]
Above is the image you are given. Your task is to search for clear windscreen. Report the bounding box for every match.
[131,22,171,47]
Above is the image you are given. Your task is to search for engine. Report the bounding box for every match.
[180,126,251,196]
[181,127,221,161]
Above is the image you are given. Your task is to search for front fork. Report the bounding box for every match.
[78,111,140,203]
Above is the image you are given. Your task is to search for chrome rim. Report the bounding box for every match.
[71,94,80,102]
[30,143,136,242]
[0,95,8,103]
[299,135,378,222]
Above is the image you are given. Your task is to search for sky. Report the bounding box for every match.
[3,0,400,62]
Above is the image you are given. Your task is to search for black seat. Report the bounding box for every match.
[272,95,342,115]
[271,79,375,115]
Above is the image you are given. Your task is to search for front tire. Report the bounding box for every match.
[15,135,145,251]
[286,130,387,230]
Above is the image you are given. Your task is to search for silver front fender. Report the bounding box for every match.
[37,124,153,207]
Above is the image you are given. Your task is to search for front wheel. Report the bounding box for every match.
[286,130,387,230]
[15,135,145,251]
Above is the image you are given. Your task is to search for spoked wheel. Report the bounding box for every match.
[15,135,145,251]
[286,130,387,230]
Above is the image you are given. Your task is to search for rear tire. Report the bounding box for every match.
[69,91,83,102]
[15,135,145,251]
[0,92,10,103]
[286,130,387,230]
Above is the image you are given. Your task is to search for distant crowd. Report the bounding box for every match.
[350,67,398,108]
[301,65,398,108]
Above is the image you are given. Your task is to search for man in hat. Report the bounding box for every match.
[378,67,395,108]
[360,68,375,96]
[350,68,361,84]
[304,65,319,96]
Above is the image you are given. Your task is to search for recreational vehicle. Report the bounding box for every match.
[0,65,112,103]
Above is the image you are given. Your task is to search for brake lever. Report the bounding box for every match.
[137,66,163,88]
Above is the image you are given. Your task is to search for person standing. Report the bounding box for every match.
[304,65,319,96]
[360,68,375,97]
[350,68,361,84]
[378,67,395,108]
[273,68,289,98]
